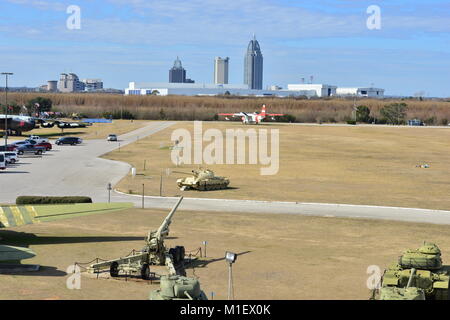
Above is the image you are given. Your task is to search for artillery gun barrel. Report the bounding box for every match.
[172,171,191,175]
[156,197,184,238]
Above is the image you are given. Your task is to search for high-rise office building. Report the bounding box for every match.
[244,36,263,90]
[58,73,85,92]
[169,57,187,83]
[214,57,229,84]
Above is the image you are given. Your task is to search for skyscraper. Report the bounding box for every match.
[214,57,229,84]
[244,36,263,90]
[169,56,186,83]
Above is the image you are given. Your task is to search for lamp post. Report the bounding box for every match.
[225,251,237,300]
[2,72,13,148]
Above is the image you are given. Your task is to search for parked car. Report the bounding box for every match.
[0,153,5,170]
[107,134,118,142]
[16,143,46,155]
[26,135,50,144]
[55,137,83,145]
[11,140,30,147]
[1,151,19,164]
[0,144,18,152]
[27,140,52,151]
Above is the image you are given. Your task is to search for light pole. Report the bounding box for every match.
[225,251,237,300]
[2,72,13,148]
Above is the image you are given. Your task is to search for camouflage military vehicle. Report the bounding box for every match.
[379,287,425,300]
[176,169,230,191]
[380,242,450,300]
[149,275,208,300]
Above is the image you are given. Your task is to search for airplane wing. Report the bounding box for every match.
[37,119,90,129]
[0,203,133,228]
[218,112,246,117]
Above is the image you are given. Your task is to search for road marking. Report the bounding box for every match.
[18,206,33,225]
[26,206,38,220]
[11,206,25,226]
[1,206,16,227]
[0,207,10,227]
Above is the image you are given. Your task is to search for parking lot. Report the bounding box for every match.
[0,122,175,204]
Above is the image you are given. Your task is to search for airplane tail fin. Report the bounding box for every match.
[261,104,266,117]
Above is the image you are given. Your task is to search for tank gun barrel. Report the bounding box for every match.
[406,268,416,288]
[172,171,192,175]
[155,197,183,239]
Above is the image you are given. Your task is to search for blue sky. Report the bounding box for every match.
[0,0,449,97]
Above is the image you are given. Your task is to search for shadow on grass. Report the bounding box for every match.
[185,250,251,270]
[25,131,86,138]
[0,264,67,277]
[0,230,144,246]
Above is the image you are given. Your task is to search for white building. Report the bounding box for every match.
[214,57,229,85]
[58,73,84,93]
[287,84,337,97]
[82,79,103,92]
[336,87,384,98]
[125,82,315,97]
[125,82,385,99]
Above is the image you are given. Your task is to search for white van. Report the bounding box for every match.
[0,153,6,170]
[2,152,19,164]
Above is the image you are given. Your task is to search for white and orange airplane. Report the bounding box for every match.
[218,105,285,124]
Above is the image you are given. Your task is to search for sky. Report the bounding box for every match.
[0,0,449,97]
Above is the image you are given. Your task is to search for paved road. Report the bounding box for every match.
[3,120,450,225]
[112,193,450,225]
[0,121,175,203]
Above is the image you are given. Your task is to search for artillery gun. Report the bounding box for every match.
[379,242,450,300]
[149,275,208,300]
[176,169,230,191]
[88,197,186,279]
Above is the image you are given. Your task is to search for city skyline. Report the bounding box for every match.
[0,0,449,97]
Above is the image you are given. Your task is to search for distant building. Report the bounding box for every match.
[82,79,103,92]
[125,82,314,97]
[214,57,229,84]
[336,87,385,98]
[270,85,283,91]
[244,36,263,90]
[47,80,57,92]
[287,84,337,97]
[58,73,85,93]
[169,57,187,83]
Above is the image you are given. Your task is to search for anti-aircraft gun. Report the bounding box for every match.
[88,197,185,279]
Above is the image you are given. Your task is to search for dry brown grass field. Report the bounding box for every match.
[2,207,450,300]
[104,122,450,211]
[6,92,450,124]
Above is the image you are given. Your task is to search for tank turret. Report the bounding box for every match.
[149,275,208,300]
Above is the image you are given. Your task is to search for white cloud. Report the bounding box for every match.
[6,0,67,11]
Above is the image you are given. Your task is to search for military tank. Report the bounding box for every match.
[149,275,208,300]
[380,242,450,300]
[176,169,230,191]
